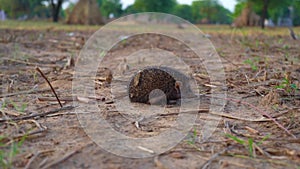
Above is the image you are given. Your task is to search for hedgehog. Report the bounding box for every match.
[128,67,193,105]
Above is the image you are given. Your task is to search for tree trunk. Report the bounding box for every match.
[52,7,59,22]
[50,0,64,22]
[261,0,268,29]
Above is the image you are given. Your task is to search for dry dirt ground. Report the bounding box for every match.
[0,24,299,169]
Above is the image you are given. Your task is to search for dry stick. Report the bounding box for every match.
[24,152,40,169]
[38,97,74,102]
[41,142,93,169]
[201,145,235,169]
[203,94,297,138]
[41,150,80,169]
[24,151,43,169]
[24,150,55,169]
[0,106,74,123]
[4,58,58,68]
[0,88,56,98]
[36,67,63,108]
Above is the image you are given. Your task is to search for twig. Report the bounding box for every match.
[288,27,297,40]
[0,106,74,122]
[36,67,63,108]
[24,150,55,169]
[24,153,40,169]
[0,88,56,98]
[154,155,168,169]
[201,145,235,169]
[209,112,272,122]
[41,142,93,169]
[3,58,58,68]
[38,96,105,102]
[41,150,79,169]
[38,97,74,102]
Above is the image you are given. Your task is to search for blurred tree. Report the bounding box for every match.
[0,0,47,18]
[250,0,289,28]
[0,0,24,18]
[49,0,64,22]
[63,1,75,20]
[199,0,218,23]
[232,2,260,27]
[213,4,232,24]
[232,0,247,18]
[100,0,123,18]
[173,4,193,22]
[268,3,291,25]
[133,0,177,13]
[234,0,293,28]
[191,0,232,24]
[96,0,103,6]
[293,0,300,26]
[124,4,138,14]
[191,1,203,23]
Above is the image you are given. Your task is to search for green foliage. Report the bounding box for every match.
[232,0,247,19]
[124,4,138,14]
[1,0,234,24]
[233,0,291,20]
[0,0,49,19]
[243,57,260,71]
[293,0,300,26]
[100,0,123,18]
[64,2,75,20]
[1,99,27,114]
[10,100,27,113]
[133,0,177,13]
[213,4,232,24]
[257,134,270,145]
[275,77,298,93]
[233,0,299,27]
[172,4,193,22]
[191,0,202,23]
[0,135,27,169]
[248,138,254,157]
[187,128,198,145]
[268,0,294,24]
[225,133,270,157]
[191,0,232,24]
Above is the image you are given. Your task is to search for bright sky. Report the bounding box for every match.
[120,0,237,12]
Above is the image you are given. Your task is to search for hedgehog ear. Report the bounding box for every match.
[175,81,182,90]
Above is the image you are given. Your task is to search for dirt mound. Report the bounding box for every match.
[66,0,104,25]
[232,3,260,28]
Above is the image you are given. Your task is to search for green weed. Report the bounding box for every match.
[1,100,7,109]
[28,70,38,83]
[12,44,20,59]
[1,100,28,114]
[7,100,27,114]
[243,57,260,71]
[225,133,270,158]
[255,40,260,48]
[275,77,298,93]
[187,128,198,145]
[0,135,27,169]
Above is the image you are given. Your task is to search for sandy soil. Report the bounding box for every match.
[0,26,299,169]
